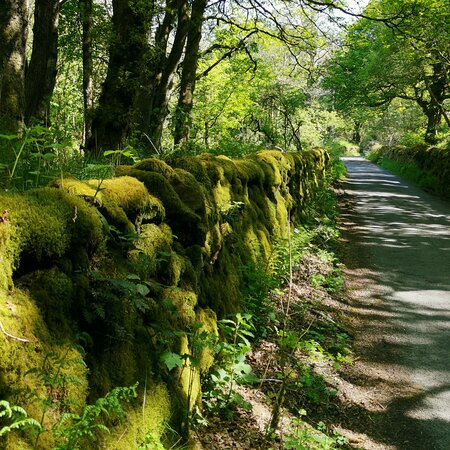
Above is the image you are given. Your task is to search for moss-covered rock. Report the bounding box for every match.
[94,176,165,224]
[196,308,218,374]
[0,148,329,449]
[102,382,171,449]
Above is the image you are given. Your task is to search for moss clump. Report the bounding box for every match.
[0,220,14,291]
[196,308,218,373]
[54,178,135,236]
[176,335,201,411]
[125,169,205,246]
[103,382,171,449]
[171,168,207,216]
[134,158,175,178]
[31,188,104,251]
[0,288,88,449]
[234,159,266,185]
[162,287,198,326]
[130,223,173,279]
[170,156,212,187]
[0,187,104,284]
[17,267,74,333]
[94,176,165,224]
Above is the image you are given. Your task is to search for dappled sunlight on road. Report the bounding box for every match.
[340,156,450,449]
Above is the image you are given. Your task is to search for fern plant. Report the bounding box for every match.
[0,400,41,437]
[53,383,138,449]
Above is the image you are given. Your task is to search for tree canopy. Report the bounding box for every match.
[0,0,448,174]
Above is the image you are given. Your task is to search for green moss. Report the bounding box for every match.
[0,221,14,291]
[170,157,212,186]
[125,169,192,218]
[196,308,218,374]
[171,169,207,215]
[126,169,205,246]
[0,148,331,449]
[32,188,104,251]
[176,335,201,410]
[0,288,88,449]
[134,158,175,178]
[130,223,173,279]
[54,178,135,236]
[17,267,74,333]
[0,187,104,287]
[103,382,171,449]
[95,176,165,223]
[162,287,198,326]
[234,159,266,185]
[165,253,186,287]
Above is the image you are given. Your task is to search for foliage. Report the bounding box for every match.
[0,125,115,191]
[203,314,256,416]
[367,149,445,196]
[324,0,450,145]
[284,410,348,449]
[53,383,138,449]
[0,400,41,437]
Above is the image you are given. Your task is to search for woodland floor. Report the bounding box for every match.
[193,251,393,450]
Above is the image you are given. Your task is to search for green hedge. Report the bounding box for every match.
[368,144,450,197]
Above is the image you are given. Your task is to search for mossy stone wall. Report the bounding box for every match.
[0,149,328,448]
[373,144,450,197]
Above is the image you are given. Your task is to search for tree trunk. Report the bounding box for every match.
[424,105,441,145]
[144,0,190,150]
[0,0,28,132]
[352,120,361,144]
[80,0,94,146]
[88,0,152,153]
[25,0,59,125]
[173,0,207,146]
[422,61,448,144]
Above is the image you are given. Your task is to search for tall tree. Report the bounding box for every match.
[324,0,449,144]
[88,0,153,152]
[80,0,94,146]
[173,0,208,146]
[0,0,28,132]
[25,0,60,124]
[142,0,190,149]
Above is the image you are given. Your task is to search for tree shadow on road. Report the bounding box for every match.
[337,157,450,449]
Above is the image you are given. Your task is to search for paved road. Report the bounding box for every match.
[340,157,450,449]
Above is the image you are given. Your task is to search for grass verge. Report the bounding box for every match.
[367,154,443,196]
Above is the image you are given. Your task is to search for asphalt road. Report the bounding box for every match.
[340,157,450,449]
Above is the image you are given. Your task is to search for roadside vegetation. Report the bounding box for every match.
[367,145,450,198]
[1,0,449,448]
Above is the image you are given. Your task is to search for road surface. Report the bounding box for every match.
[340,157,450,449]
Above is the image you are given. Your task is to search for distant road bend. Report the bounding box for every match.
[340,157,450,449]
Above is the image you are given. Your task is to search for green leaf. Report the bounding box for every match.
[0,133,18,140]
[103,150,121,156]
[160,352,183,371]
[126,274,141,281]
[136,284,150,296]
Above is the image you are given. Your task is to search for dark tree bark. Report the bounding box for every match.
[352,121,361,144]
[143,0,190,150]
[418,62,448,145]
[80,0,94,146]
[88,0,191,153]
[25,0,59,125]
[173,0,207,146]
[0,0,28,132]
[88,0,152,153]
[423,105,441,144]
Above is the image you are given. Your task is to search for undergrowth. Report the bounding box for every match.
[195,154,351,449]
[367,153,441,195]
